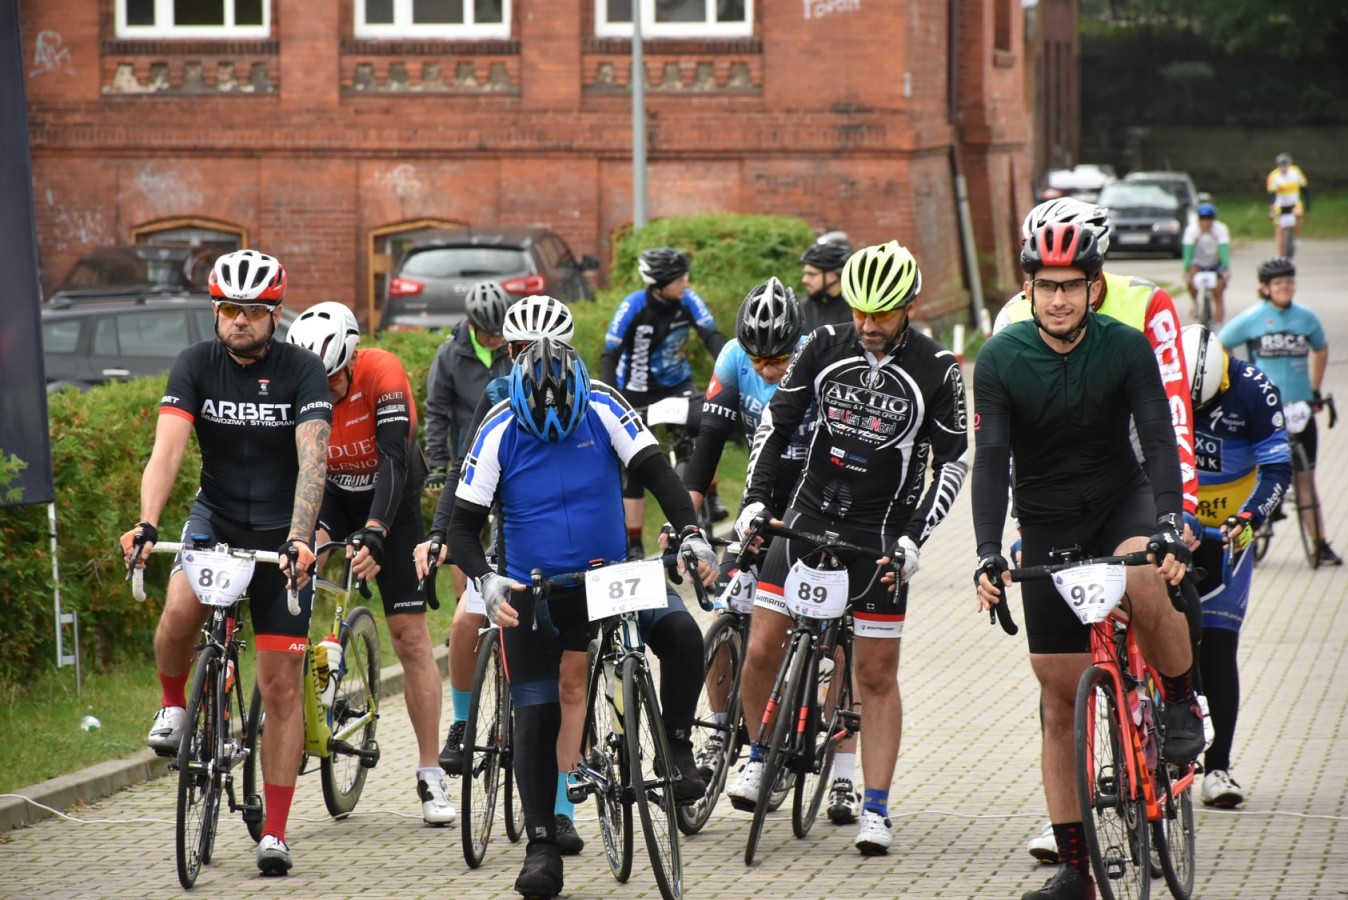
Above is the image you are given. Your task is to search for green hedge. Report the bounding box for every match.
[0,213,815,685]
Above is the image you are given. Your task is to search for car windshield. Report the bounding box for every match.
[1098,184,1178,210]
[401,247,525,278]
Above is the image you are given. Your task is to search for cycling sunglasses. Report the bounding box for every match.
[215,301,279,320]
[749,352,792,366]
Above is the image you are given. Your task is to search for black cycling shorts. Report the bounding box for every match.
[1018,484,1156,655]
[754,509,907,639]
[318,485,425,616]
[176,500,314,647]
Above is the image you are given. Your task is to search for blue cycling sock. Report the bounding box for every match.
[862,788,889,818]
[451,687,473,723]
[555,772,575,819]
[748,742,766,763]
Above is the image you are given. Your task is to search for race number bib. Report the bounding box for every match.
[783,560,849,620]
[1284,401,1311,436]
[461,576,486,616]
[1278,211,1298,228]
[1192,270,1219,290]
[721,569,757,614]
[644,396,691,426]
[180,549,256,607]
[585,559,668,621]
[1051,563,1127,625]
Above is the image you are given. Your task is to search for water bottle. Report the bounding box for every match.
[316,634,343,707]
[605,658,624,734]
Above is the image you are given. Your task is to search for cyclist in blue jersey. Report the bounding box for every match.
[120,250,331,876]
[1219,256,1339,564]
[601,247,727,557]
[1182,325,1292,808]
[446,338,718,899]
[416,295,592,853]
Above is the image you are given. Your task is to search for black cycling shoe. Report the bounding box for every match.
[1021,865,1095,900]
[555,814,584,855]
[1317,540,1343,566]
[514,840,564,899]
[1162,696,1205,764]
[627,539,646,561]
[667,739,707,805]
[707,491,731,522]
[439,720,467,773]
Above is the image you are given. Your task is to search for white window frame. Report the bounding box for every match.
[115,0,271,39]
[594,0,753,39]
[354,0,512,39]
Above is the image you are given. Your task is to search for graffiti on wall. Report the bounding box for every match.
[133,166,204,214]
[30,31,73,78]
[803,0,861,20]
[377,164,425,200]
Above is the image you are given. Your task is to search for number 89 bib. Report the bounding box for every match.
[782,559,849,619]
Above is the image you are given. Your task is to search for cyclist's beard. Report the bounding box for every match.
[808,287,831,304]
[1031,304,1087,348]
[217,315,275,360]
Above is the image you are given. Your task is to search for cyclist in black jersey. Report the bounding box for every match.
[120,250,331,877]
[799,237,854,332]
[728,241,970,856]
[600,247,728,556]
[971,224,1203,900]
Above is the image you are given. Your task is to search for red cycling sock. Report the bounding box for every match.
[262,783,296,843]
[1052,821,1092,879]
[1161,668,1195,705]
[159,670,189,709]
[627,527,644,544]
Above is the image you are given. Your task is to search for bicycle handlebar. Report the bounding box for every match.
[1314,393,1337,429]
[1007,548,1153,583]
[128,541,301,614]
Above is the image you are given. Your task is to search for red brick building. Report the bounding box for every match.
[22,0,1035,324]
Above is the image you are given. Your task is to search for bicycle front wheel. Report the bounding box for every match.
[177,646,223,889]
[321,606,380,818]
[1152,761,1196,900]
[623,657,683,900]
[794,637,852,838]
[1293,451,1321,569]
[241,684,266,843]
[677,614,744,835]
[502,687,525,843]
[462,628,505,868]
[1075,665,1150,900]
[585,643,633,883]
[746,635,807,866]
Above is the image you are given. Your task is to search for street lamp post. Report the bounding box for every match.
[632,0,647,228]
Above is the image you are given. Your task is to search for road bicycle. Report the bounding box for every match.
[736,517,882,866]
[1251,394,1337,568]
[1273,207,1298,259]
[1191,269,1219,329]
[567,541,712,900]
[640,395,717,537]
[1005,545,1198,900]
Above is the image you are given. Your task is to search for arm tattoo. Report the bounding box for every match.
[290,420,330,539]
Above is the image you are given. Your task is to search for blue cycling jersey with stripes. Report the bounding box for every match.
[602,288,720,391]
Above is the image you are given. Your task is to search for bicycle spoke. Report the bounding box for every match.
[176,647,221,890]
[677,616,743,836]
[462,630,504,868]
[624,658,683,900]
[321,607,380,818]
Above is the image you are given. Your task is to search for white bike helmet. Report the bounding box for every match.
[286,301,360,376]
[1021,197,1114,256]
[1181,324,1226,410]
[502,295,575,343]
[209,249,287,302]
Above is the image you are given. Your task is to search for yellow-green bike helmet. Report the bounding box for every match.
[840,240,922,314]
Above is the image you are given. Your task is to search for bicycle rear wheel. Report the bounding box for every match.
[1152,761,1196,900]
[746,636,807,866]
[623,657,683,900]
[677,615,744,835]
[502,693,525,843]
[177,646,223,889]
[321,606,380,818]
[1251,518,1272,564]
[1075,665,1150,900]
[241,684,266,843]
[585,644,633,883]
[462,628,505,868]
[794,637,852,838]
[1292,450,1321,569]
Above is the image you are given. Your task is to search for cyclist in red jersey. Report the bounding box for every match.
[286,302,455,827]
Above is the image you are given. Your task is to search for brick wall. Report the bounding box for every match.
[23,0,1034,324]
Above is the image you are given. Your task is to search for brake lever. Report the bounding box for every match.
[977,560,1019,636]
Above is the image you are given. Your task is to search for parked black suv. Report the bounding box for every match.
[45,244,226,305]
[42,295,297,392]
[379,226,599,332]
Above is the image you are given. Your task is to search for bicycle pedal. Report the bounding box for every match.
[241,799,264,826]
[359,739,381,769]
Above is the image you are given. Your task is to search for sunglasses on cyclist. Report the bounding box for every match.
[749,352,792,366]
[215,301,279,320]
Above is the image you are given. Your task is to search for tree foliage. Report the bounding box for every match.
[1086,0,1348,58]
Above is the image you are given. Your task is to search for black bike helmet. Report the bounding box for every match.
[465,281,509,335]
[800,241,853,273]
[508,337,591,442]
[736,277,803,359]
[637,247,690,288]
[1020,223,1105,278]
[1257,256,1296,283]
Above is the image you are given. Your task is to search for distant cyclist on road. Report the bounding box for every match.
[1220,256,1340,565]
[601,247,727,558]
[1266,153,1310,258]
[285,301,455,827]
[120,249,331,877]
[1182,202,1231,324]
[1181,324,1292,809]
[729,241,970,856]
[973,224,1204,900]
[447,338,717,899]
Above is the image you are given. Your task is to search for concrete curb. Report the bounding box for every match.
[0,642,450,833]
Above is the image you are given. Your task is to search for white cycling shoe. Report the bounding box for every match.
[418,774,457,826]
[146,706,187,756]
[727,760,763,812]
[854,809,892,856]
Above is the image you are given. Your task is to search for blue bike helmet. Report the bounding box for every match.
[508,337,591,442]
[1197,203,1217,218]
